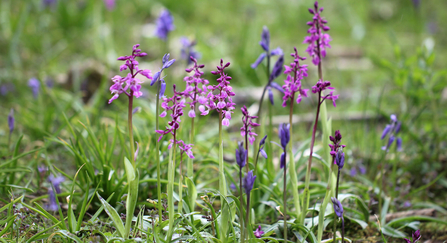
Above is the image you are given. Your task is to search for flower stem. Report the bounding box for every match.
[283,148,288,241]
[288,96,302,220]
[240,167,245,243]
[179,153,183,214]
[155,80,163,221]
[218,112,227,197]
[302,91,322,223]
[187,118,195,178]
[245,193,251,241]
[332,167,341,243]
[128,92,135,167]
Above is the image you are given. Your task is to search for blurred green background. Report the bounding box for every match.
[1,0,446,203]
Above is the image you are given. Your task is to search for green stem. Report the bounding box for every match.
[245,193,251,241]
[128,92,135,167]
[288,97,302,221]
[317,159,334,243]
[156,80,163,221]
[240,168,245,243]
[332,167,341,243]
[187,118,195,178]
[178,153,183,214]
[283,148,288,241]
[167,133,177,242]
[218,112,227,197]
[302,91,322,223]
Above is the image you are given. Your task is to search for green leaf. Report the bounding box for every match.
[185,176,197,213]
[381,225,406,238]
[97,192,125,237]
[54,230,83,243]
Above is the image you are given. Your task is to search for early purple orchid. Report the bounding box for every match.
[404,230,421,243]
[254,225,264,238]
[156,85,185,141]
[311,80,339,107]
[282,47,309,107]
[183,57,209,118]
[303,1,332,66]
[199,59,236,126]
[108,44,152,104]
[241,105,260,145]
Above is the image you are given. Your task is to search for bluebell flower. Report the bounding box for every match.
[8,109,14,135]
[335,149,345,169]
[46,189,58,211]
[278,123,290,149]
[235,142,247,168]
[150,54,175,87]
[48,174,65,194]
[180,37,201,65]
[381,114,402,152]
[243,170,256,194]
[331,197,343,218]
[259,135,268,159]
[154,9,174,41]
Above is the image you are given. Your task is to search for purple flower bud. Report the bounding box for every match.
[335,150,345,169]
[268,87,274,105]
[162,53,170,64]
[254,225,264,238]
[163,59,176,69]
[269,55,284,81]
[8,108,14,135]
[260,26,270,52]
[331,197,344,217]
[159,80,166,98]
[280,152,286,169]
[151,71,161,86]
[270,47,283,56]
[278,123,290,149]
[251,53,266,69]
[243,170,256,194]
[412,230,421,242]
[381,125,391,140]
[235,142,247,168]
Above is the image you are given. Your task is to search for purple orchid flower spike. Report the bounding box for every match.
[254,225,264,238]
[178,140,194,159]
[154,9,174,41]
[282,47,309,107]
[404,229,421,243]
[103,0,115,10]
[311,79,339,107]
[108,44,153,104]
[303,1,332,66]
[203,59,235,126]
[156,85,185,141]
[381,114,403,152]
[183,57,209,118]
[241,105,260,145]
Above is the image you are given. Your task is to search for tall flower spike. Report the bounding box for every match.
[282,47,309,107]
[303,1,332,66]
[251,26,283,69]
[241,105,260,144]
[109,44,152,104]
[206,59,236,126]
[154,9,174,41]
[235,142,247,168]
[381,114,402,151]
[8,108,14,135]
[183,56,209,118]
[311,80,339,107]
[178,140,194,159]
[180,37,200,65]
[329,130,346,157]
[243,170,256,194]
[155,85,185,142]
